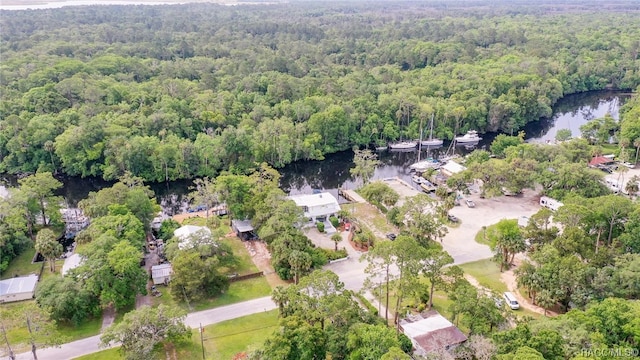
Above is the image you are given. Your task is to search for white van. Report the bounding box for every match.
[539,196,564,211]
[503,292,520,310]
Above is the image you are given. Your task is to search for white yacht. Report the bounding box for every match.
[454,130,482,143]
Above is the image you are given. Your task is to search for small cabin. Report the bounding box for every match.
[151,264,173,285]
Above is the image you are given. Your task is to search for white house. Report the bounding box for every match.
[173,225,212,250]
[0,274,39,303]
[151,264,173,285]
[288,192,341,223]
[440,161,466,177]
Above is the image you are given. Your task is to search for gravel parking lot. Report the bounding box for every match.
[444,188,541,264]
[381,177,421,206]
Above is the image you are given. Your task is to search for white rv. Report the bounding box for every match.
[539,196,563,211]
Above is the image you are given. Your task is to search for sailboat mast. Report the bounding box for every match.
[429,113,435,140]
[417,116,423,161]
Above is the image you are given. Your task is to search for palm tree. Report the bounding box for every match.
[626,175,640,197]
[634,138,640,164]
[330,233,342,251]
[618,165,629,192]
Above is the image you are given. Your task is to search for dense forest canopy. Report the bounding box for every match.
[1,0,639,181]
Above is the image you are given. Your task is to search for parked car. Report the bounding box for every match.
[447,214,459,223]
[465,199,476,208]
[386,233,397,241]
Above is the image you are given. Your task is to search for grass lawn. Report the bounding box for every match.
[459,259,508,293]
[0,246,41,279]
[74,311,279,360]
[474,224,498,248]
[0,300,102,356]
[342,203,397,235]
[58,317,102,342]
[219,237,260,276]
[74,347,122,360]
[206,309,279,360]
[153,277,272,311]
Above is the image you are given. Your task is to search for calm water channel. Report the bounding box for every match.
[0,90,631,216]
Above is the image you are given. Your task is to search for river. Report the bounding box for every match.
[0,90,631,215]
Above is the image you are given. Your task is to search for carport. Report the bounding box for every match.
[232,220,257,241]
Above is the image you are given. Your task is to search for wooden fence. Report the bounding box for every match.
[228,271,264,282]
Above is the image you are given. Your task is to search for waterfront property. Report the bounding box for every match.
[151,263,173,285]
[288,192,341,223]
[0,274,38,303]
[440,161,467,177]
[399,310,467,356]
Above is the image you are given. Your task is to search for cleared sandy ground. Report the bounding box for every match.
[444,187,541,265]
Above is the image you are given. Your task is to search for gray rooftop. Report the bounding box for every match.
[232,220,254,233]
[0,274,39,296]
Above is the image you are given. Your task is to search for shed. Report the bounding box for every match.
[231,220,257,241]
[440,161,466,177]
[0,274,38,303]
[399,310,467,356]
[151,264,173,285]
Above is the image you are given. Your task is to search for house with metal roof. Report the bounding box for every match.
[151,264,173,285]
[0,274,39,303]
[399,310,467,356]
[440,161,467,177]
[288,192,340,223]
[173,225,212,250]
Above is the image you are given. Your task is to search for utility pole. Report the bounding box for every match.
[26,315,38,360]
[1,322,15,360]
[200,323,205,360]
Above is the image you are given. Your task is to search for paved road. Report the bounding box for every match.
[14,296,276,360]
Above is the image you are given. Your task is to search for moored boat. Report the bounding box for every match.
[409,159,441,172]
[420,181,437,192]
[454,130,482,143]
[412,175,427,184]
[388,141,417,150]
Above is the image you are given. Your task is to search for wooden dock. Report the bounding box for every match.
[338,188,366,203]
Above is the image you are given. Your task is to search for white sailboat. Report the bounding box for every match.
[389,104,418,150]
[421,114,443,147]
[388,141,417,150]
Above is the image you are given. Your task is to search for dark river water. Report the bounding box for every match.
[0,90,632,216]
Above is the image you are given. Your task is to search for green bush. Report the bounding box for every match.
[398,333,413,354]
[355,293,378,317]
[386,207,402,227]
[310,248,328,266]
[316,221,325,232]
[316,248,348,261]
[329,215,340,228]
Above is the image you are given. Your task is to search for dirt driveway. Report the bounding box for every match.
[444,188,541,265]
